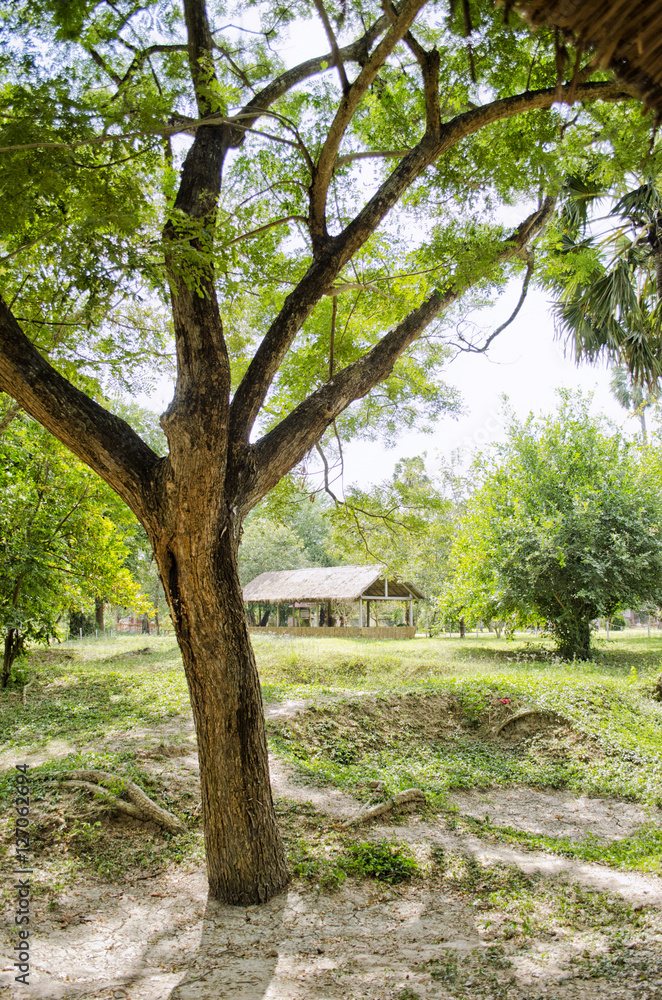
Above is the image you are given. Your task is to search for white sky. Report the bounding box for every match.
[338,285,630,487]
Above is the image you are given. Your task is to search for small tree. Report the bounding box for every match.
[238,518,308,588]
[609,364,659,444]
[445,394,662,659]
[329,457,453,599]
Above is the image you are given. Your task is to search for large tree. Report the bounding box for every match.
[0,0,648,903]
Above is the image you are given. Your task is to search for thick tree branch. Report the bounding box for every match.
[229,78,631,448]
[309,0,427,248]
[184,0,220,118]
[0,298,160,519]
[384,1,440,132]
[238,197,556,512]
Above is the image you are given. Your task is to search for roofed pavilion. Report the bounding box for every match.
[243,565,424,638]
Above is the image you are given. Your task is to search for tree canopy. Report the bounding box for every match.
[0,415,144,684]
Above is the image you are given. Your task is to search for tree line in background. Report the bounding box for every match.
[243,388,662,659]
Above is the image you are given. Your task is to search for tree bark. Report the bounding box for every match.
[259,607,270,627]
[2,628,19,688]
[95,599,105,632]
[148,513,289,904]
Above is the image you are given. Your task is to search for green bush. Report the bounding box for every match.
[342,840,419,884]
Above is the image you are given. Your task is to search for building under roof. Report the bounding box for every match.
[513,1,662,113]
[243,565,424,636]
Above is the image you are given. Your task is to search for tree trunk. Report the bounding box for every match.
[151,521,289,904]
[640,408,648,445]
[555,617,592,661]
[141,613,150,635]
[95,598,105,632]
[2,628,18,688]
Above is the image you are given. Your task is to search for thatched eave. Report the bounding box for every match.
[242,566,425,603]
[511,0,662,113]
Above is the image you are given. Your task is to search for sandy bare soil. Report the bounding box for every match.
[2,703,661,1000]
[447,787,654,843]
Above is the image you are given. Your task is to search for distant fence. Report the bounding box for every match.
[248,625,417,640]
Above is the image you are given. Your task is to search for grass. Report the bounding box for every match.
[262,634,662,812]
[1,628,661,885]
[0,635,190,754]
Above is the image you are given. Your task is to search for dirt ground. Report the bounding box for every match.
[2,700,662,1000]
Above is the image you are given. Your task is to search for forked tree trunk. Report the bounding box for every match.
[150,516,289,904]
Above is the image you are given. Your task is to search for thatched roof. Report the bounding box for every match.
[513,0,662,112]
[242,566,425,602]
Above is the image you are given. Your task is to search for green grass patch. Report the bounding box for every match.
[0,635,190,752]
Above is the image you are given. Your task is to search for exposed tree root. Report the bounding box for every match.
[493,709,570,736]
[341,788,426,828]
[53,769,185,833]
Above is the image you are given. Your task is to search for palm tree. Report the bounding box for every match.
[550,170,662,387]
[609,363,659,443]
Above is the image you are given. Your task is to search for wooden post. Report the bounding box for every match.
[366,600,371,627]
[359,598,363,628]
[276,602,280,627]
[409,599,413,627]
